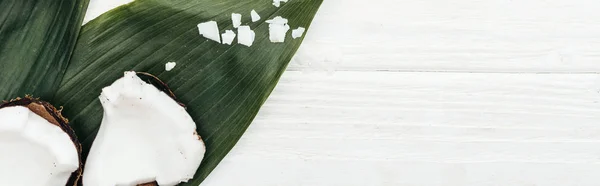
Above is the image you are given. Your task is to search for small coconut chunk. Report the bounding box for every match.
[292,27,305,39]
[268,24,290,43]
[165,62,177,71]
[273,0,289,7]
[237,26,255,47]
[221,30,236,45]
[83,72,205,186]
[231,13,242,28]
[197,21,221,43]
[251,9,261,22]
[266,16,290,43]
[265,16,288,25]
[0,106,80,186]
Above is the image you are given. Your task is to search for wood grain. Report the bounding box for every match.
[203,72,600,186]
[289,0,600,73]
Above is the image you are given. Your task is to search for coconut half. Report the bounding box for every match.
[83,71,205,186]
[0,97,82,186]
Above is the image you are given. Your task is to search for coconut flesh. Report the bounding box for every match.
[237,25,255,47]
[250,9,261,22]
[221,30,236,45]
[197,21,221,43]
[231,13,242,28]
[83,71,205,186]
[266,16,290,43]
[0,98,81,186]
[291,27,305,39]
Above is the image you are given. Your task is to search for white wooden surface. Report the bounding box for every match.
[88,0,600,185]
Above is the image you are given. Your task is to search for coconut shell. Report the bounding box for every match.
[0,96,83,186]
[138,181,158,186]
[82,72,200,185]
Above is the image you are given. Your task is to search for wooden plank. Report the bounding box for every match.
[203,160,600,186]
[202,71,600,185]
[289,0,600,72]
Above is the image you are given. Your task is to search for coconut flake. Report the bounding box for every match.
[197,21,221,43]
[221,30,236,45]
[268,24,290,43]
[165,62,176,71]
[231,13,242,28]
[237,26,255,47]
[273,0,289,7]
[292,27,305,39]
[266,16,290,43]
[266,16,288,24]
[251,10,261,22]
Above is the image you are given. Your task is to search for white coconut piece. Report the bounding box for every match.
[250,9,261,22]
[83,71,206,186]
[265,16,288,25]
[197,21,221,43]
[221,30,236,45]
[272,0,289,7]
[268,24,290,43]
[292,27,305,39]
[165,62,177,71]
[266,16,290,43]
[237,26,255,47]
[231,13,242,28]
[0,106,80,186]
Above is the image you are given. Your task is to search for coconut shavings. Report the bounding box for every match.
[266,16,290,43]
[197,21,221,43]
[292,27,305,39]
[273,0,288,7]
[237,26,255,47]
[231,13,242,28]
[251,10,261,22]
[165,62,176,71]
[221,30,236,45]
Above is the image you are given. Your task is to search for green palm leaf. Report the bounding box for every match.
[0,0,89,100]
[51,0,322,184]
